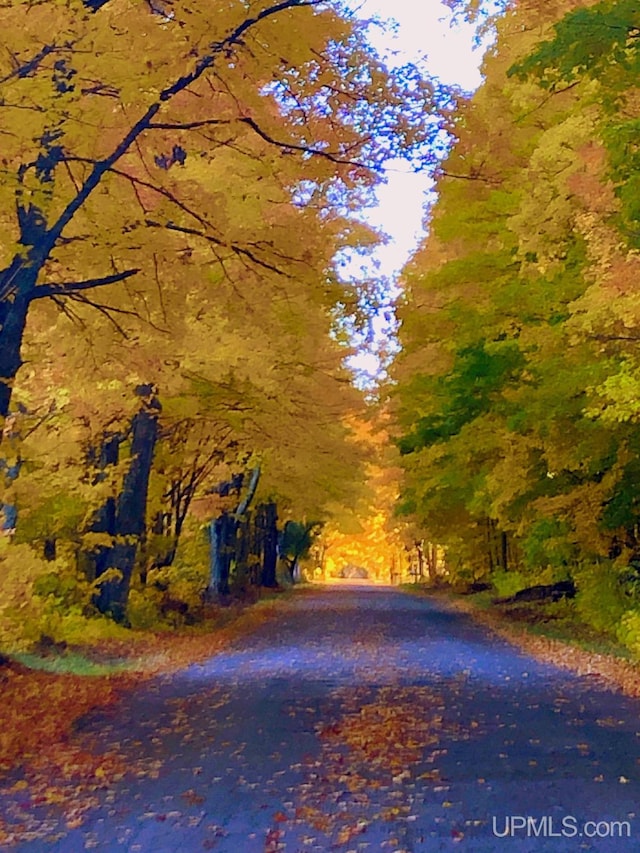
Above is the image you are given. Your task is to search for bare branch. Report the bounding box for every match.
[30,268,140,300]
[239,116,371,170]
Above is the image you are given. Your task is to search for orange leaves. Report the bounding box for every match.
[448,593,640,699]
[0,593,292,845]
[264,826,284,852]
[319,695,440,778]
[0,662,121,773]
[180,788,206,807]
[280,683,462,847]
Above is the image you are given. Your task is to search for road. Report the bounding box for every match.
[4,586,640,852]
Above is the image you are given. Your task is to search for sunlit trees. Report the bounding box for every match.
[318,410,413,584]
[0,0,444,419]
[0,0,451,640]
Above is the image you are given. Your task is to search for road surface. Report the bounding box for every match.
[3,586,640,851]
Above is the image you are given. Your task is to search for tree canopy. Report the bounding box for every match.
[391,0,640,648]
[0,0,451,643]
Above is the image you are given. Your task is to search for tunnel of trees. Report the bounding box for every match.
[1,0,640,659]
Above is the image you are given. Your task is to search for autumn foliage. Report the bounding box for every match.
[0,0,446,648]
[392,0,640,647]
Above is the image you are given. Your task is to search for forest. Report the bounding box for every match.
[393,0,640,651]
[0,0,639,660]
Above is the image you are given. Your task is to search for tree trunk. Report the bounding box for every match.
[83,431,120,583]
[93,386,160,622]
[233,511,252,592]
[259,501,278,587]
[0,290,30,421]
[486,517,495,572]
[210,512,235,597]
[206,466,261,599]
[415,540,425,580]
[500,531,508,572]
[429,543,439,577]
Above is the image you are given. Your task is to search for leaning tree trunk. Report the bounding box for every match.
[94,386,161,622]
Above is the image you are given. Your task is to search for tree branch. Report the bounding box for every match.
[0,43,63,86]
[436,168,501,185]
[65,292,130,338]
[145,219,287,276]
[43,0,322,253]
[239,116,371,169]
[30,268,140,301]
[590,333,640,344]
[147,118,232,131]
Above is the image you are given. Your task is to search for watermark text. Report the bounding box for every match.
[492,815,631,840]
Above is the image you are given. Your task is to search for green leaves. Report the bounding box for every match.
[509,1,640,89]
[391,0,640,584]
[399,341,523,454]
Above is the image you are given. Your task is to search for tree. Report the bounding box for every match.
[390,0,624,580]
[317,409,413,583]
[0,0,446,423]
[280,519,322,582]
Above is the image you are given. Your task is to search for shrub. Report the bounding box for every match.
[616,609,640,658]
[126,588,162,631]
[521,517,577,571]
[574,563,629,636]
[492,569,527,598]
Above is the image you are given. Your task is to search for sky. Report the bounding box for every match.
[356,0,486,275]
[344,0,488,379]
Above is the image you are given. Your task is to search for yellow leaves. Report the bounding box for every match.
[509,112,599,270]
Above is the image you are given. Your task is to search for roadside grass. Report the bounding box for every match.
[10,651,134,677]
